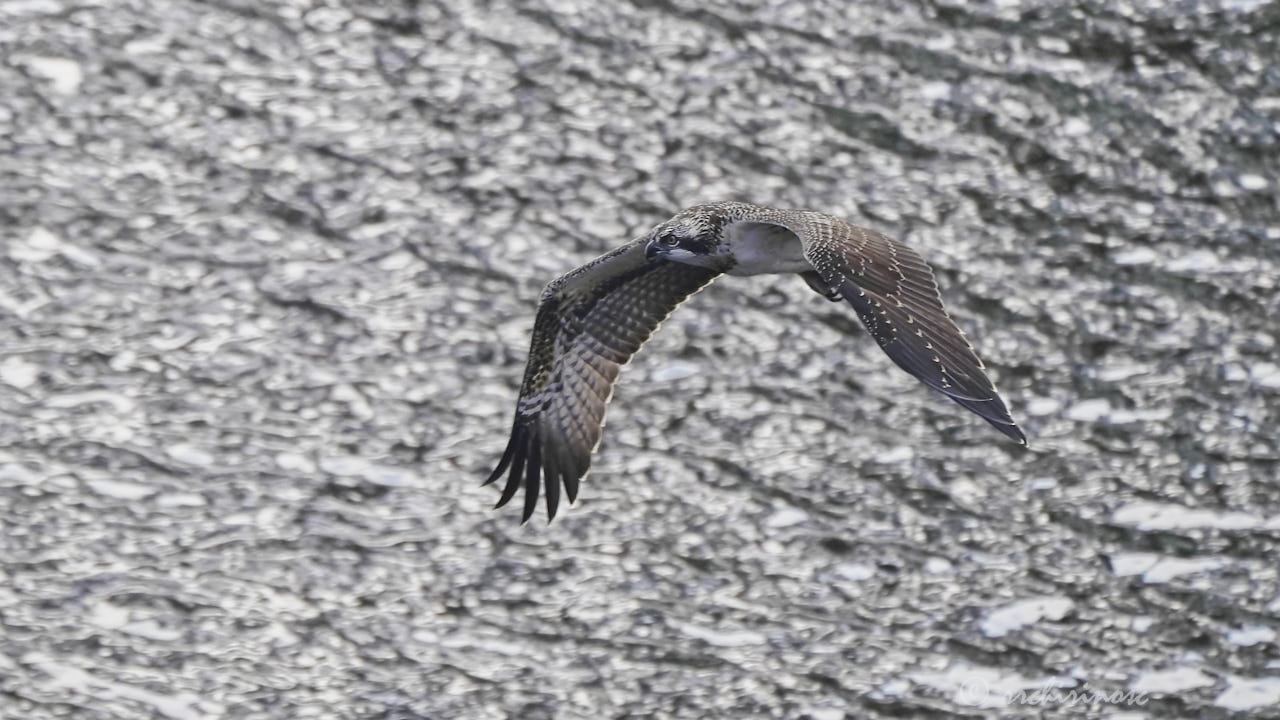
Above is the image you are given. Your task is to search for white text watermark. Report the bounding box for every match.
[957,678,1150,708]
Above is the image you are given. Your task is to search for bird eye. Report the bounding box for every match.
[661,233,680,246]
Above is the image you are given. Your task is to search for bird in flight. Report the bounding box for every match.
[485,201,1024,522]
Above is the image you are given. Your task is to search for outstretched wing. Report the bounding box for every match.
[783,210,1025,443]
[485,239,721,523]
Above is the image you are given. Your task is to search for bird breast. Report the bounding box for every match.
[722,221,812,276]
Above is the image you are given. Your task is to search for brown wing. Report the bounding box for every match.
[484,239,721,523]
[786,211,1025,444]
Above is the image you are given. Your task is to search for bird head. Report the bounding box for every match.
[643,204,728,267]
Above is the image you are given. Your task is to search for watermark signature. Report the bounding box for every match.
[957,677,1150,709]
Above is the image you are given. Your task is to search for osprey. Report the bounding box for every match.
[485,201,1024,522]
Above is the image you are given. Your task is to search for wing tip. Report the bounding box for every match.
[491,422,529,510]
[964,399,1027,446]
[1001,422,1028,446]
[482,422,519,487]
[487,421,587,525]
[519,431,542,524]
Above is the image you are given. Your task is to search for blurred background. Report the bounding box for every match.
[2,0,1279,718]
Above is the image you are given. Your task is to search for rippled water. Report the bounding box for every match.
[2,0,1279,718]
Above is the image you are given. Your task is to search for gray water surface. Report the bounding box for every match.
[2,0,1279,718]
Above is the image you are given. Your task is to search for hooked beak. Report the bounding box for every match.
[644,240,662,262]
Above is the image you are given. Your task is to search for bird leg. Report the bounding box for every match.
[800,271,842,302]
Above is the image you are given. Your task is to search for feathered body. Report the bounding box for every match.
[485,201,1025,522]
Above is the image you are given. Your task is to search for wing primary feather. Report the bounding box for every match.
[563,467,580,505]
[554,441,581,504]
[496,425,527,509]
[521,432,542,524]
[547,445,571,517]
[482,422,518,487]
[542,434,561,522]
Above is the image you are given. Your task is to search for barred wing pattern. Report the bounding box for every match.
[485,240,721,522]
[783,210,1025,443]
